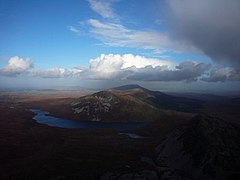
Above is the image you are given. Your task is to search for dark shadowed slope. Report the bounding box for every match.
[114,84,203,112]
[156,114,240,180]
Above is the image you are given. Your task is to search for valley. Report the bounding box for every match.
[0,85,240,179]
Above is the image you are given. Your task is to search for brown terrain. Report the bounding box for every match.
[1,88,240,179]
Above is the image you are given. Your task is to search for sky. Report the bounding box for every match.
[0,0,240,93]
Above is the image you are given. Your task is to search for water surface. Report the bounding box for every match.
[119,133,145,139]
[30,109,146,132]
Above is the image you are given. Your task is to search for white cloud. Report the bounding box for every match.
[68,25,80,34]
[86,19,196,53]
[87,0,117,19]
[67,1,199,53]
[27,54,211,81]
[32,67,85,78]
[90,53,175,71]
[0,56,33,76]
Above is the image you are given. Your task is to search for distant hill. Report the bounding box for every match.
[70,85,202,122]
[112,84,145,90]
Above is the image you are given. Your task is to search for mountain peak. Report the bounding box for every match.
[111,84,145,91]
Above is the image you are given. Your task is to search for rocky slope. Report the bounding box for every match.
[156,114,240,179]
[71,89,160,122]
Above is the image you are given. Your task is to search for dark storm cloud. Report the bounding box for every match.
[125,61,211,81]
[168,0,240,66]
[203,67,240,82]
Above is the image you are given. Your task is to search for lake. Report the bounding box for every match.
[30,109,146,132]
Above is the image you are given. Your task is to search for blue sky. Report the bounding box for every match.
[1,0,96,68]
[0,0,239,92]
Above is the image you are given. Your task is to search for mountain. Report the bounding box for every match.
[71,89,161,122]
[70,85,202,122]
[156,114,240,179]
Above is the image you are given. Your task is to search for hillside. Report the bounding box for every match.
[71,89,161,122]
[113,84,203,112]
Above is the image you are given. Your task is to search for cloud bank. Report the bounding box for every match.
[88,55,211,81]
[2,54,240,83]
